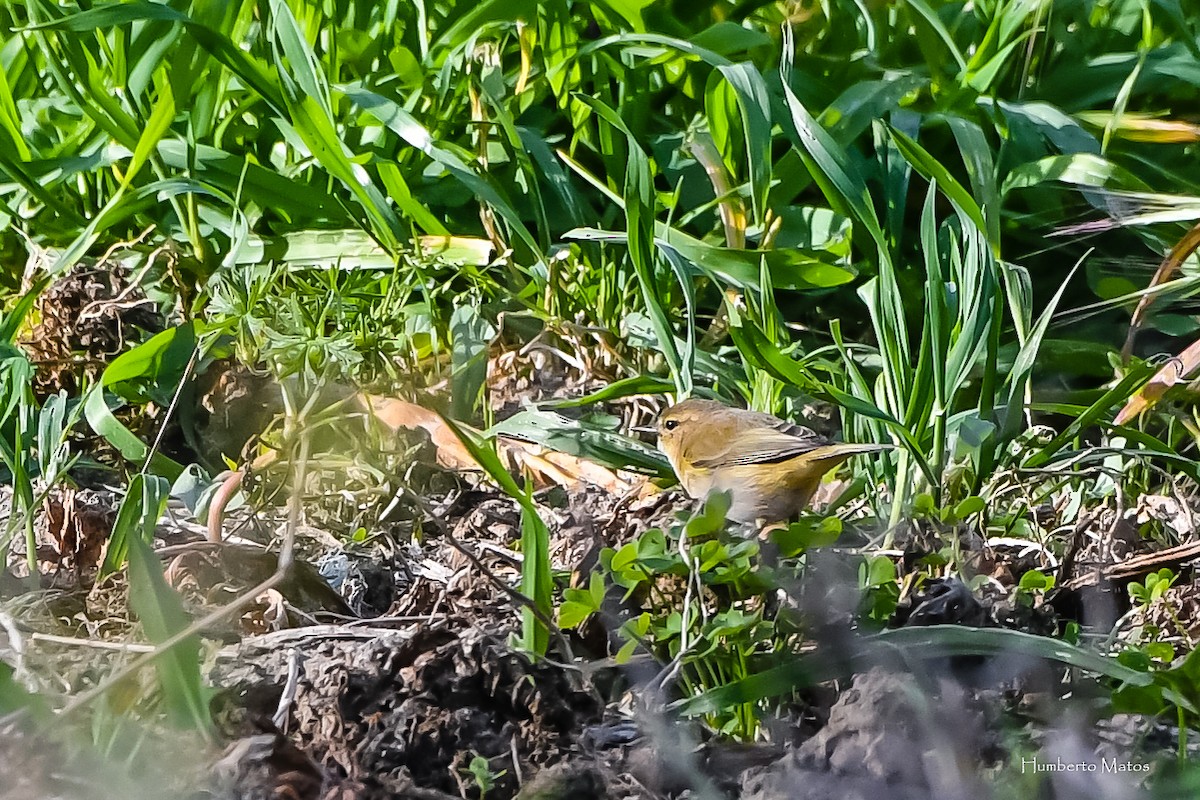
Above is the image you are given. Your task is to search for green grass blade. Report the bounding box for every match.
[1002,257,1083,440]
[342,84,543,260]
[886,124,991,252]
[124,475,209,729]
[449,305,496,421]
[438,414,553,655]
[1023,364,1156,469]
[488,408,672,477]
[777,65,885,254]
[675,625,1150,718]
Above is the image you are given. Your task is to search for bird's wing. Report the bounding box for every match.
[690,425,829,469]
[725,408,809,437]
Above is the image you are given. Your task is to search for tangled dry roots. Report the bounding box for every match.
[21,262,162,399]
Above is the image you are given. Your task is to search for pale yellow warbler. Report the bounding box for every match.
[656,398,889,523]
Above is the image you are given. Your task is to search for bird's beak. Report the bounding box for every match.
[630,425,657,435]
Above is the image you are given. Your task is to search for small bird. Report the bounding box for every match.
[656,398,889,524]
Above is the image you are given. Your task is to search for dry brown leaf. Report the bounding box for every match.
[240,588,287,635]
[358,394,477,470]
[535,448,638,493]
[359,394,638,494]
[1114,337,1200,424]
[1123,221,1200,362]
[503,440,636,494]
[1137,494,1196,536]
[1078,112,1200,144]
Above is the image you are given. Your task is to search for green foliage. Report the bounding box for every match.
[1013,568,1056,611]
[449,305,497,421]
[1113,644,1200,759]
[205,265,414,388]
[0,661,50,719]
[597,493,773,737]
[0,341,83,573]
[770,515,842,558]
[1129,568,1179,609]
[1121,567,1187,676]
[463,752,506,799]
[3,1,1198,490]
[589,492,912,737]
[558,572,605,630]
[677,624,1153,719]
[1016,569,1055,593]
[912,493,987,525]
[83,325,192,482]
[858,554,901,623]
[488,407,672,477]
[441,415,554,656]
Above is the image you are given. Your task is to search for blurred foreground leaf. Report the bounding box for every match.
[675,626,1151,718]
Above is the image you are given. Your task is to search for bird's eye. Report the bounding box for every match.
[663,419,679,431]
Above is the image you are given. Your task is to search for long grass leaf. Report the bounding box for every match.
[1023,365,1156,469]
[123,476,209,729]
[777,76,885,254]
[438,415,553,655]
[576,94,690,397]
[1002,257,1084,439]
[490,409,671,476]
[342,84,543,260]
[25,1,286,114]
[566,228,855,292]
[675,625,1150,718]
[887,124,990,252]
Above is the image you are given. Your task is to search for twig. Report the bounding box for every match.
[648,534,700,696]
[346,614,443,627]
[1081,540,1200,585]
[272,648,300,731]
[510,735,523,787]
[29,632,155,653]
[0,611,27,680]
[78,231,160,325]
[476,541,523,565]
[239,625,421,648]
[155,540,252,557]
[1056,510,1099,588]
